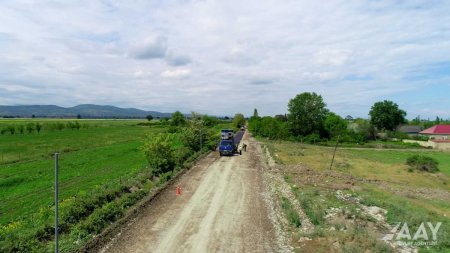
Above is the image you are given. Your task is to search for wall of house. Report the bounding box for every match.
[429,134,450,141]
[403,139,450,151]
[433,142,450,151]
[403,140,433,148]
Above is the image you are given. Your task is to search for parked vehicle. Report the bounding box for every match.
[219,139,236,156]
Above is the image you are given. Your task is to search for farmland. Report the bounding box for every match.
[0,118,230,252]
[0,119,155,224]
[262,139,450,252]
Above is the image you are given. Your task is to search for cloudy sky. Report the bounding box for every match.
[1,0,449,118]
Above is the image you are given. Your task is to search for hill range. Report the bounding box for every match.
[0,104,172,118]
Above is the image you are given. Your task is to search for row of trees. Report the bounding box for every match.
[0,121,91,135]
[249,92,408,143]
[0,123,42,135]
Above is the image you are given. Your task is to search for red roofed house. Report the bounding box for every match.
[418,125,450,151]
[420,124,450,141]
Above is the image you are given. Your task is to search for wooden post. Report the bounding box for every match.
[329,135,340,170]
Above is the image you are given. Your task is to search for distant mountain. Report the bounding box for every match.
[0,104,172,118]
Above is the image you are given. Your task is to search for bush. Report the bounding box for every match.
[304,133,321,144]
[142,133,176,174]
[7,125,15,135]
[406,155,439,172]
[26,123,34,133]
[387,131,409,140]
[180,126,202,152]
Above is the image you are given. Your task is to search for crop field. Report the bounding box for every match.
[0,119,231,224]
[0,119,159,224]
[264,140,450,252]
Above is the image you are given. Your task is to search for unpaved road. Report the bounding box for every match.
[100,132,284,253]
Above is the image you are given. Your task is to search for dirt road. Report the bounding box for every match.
[100,132,287,253]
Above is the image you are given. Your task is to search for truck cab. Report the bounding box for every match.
[219,139,235,156]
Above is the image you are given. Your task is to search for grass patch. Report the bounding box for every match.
[280,196,301,228]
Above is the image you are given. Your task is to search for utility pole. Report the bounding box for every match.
[329,135,340,170]
[54,153,59,253]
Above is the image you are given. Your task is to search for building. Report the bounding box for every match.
[397,125,421,136]
[420,124,450,141]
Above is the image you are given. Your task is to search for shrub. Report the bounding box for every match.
[180,126,202,152]
[7,125,15,135]
[35,123,42,133]
[304,133,321,144]
[406,155,439,172]
[142,133,176,174]
[26,123,34,133]
[17,125,24,134]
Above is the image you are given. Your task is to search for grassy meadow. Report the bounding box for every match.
[0,119,158,224]
[264,140,450,252]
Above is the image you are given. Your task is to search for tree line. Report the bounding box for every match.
[248,92,432,144]
[0,121,92,135]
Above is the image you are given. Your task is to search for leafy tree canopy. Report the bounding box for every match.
[171,111,186,126]
[233,113,246,128]
[287,92,328,136]
[324,112,348,138]
[369,100,406,131]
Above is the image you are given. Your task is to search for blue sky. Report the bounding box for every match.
[0,0,449,118]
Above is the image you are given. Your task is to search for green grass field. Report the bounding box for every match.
[0,119,161,224]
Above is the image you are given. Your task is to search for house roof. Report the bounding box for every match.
[420,124,450,135]
[397,125,421,133]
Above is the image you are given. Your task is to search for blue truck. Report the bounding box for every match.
[219,129,237,156]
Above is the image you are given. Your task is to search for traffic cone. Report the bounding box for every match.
[176,186,182,196]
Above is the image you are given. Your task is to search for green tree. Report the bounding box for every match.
[233,113,246,128]
[142,133,176,174]
[355,118,377,140]
[7,125,15,135]
[274,114,287,121]
[18,125,24,134]
[201,115,218,127]
[77,114,81,119]
[180,116,212,152]
[35,123,42,133]
[436,116,441,125]
[324,113,348,138]
[369,100,406,131]
[26,123,34,133]
[287,92,328,136]
[146,115,154,121]
[253,108,259,118]
[170,111,186,127]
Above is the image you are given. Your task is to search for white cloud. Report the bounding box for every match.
[0,0,449,117]
[315,49,353,66]
[161,69,191,79]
